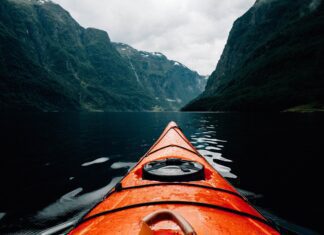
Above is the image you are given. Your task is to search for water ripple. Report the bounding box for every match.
[34,177,122,221]
[111,162,135,170]
[81,157,109,167]
[198,149,232,162]
[0,213,5,222]
[190,120,237,179]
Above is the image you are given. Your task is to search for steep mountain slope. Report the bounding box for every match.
[0,0,157,111]
[114,43,207,110]
[183,0,324,112]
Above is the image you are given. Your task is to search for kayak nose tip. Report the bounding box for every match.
[167,121,178,128]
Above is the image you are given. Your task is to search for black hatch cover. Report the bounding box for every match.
[142,158,205,182]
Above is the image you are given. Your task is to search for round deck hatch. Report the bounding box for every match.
[142,158,205,182]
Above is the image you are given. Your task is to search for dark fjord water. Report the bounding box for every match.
[0,112,323,234]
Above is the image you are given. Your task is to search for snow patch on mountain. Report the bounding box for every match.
[140,52,149,57]
[166,98,177,102]
[151,52,163,57]
[30,0,51,4]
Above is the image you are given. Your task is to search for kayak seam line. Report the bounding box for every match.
[145,126,180,155]
[173,127,202,154]
[108,182,245,201]
[77,200,279,232]
[73,126,186,227]
[146,126,202,157]
[146,144,203,158]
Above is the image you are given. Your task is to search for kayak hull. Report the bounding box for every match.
[69,122,279,235]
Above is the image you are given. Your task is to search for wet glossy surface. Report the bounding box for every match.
[73,206,276,235]
[0,112,323,234]
[70,122,278,234]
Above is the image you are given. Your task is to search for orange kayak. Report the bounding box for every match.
[69,121,280,235]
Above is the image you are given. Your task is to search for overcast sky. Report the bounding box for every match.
[54,0,255,75]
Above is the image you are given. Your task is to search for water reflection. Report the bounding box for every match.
[0,213,5,222]
[35,177,122,220]
[110,162,136,170]
[36,177,122,235]
[81,157,110,167]
[189,120,237,179]
[0,112,322,234]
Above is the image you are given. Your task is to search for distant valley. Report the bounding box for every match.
[0,0,206,111]
[114,43,206,111]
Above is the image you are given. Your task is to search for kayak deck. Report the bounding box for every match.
[69,122,279,234]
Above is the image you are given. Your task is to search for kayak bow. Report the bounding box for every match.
[69,121,279,235]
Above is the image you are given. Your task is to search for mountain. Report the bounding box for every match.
[0,0,205,111]
[183,0,324,112]
[1,0,163,111]
[114,43,206,110]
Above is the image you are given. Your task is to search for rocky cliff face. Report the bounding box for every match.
[183,0,324,112]
[0,0,160,111]
[0,0,206,111]
[114,43,206,110]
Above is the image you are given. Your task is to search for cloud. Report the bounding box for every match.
[53,0,255,75]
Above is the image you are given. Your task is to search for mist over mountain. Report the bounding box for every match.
[0,0,205,111]
[183,0,324,112]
